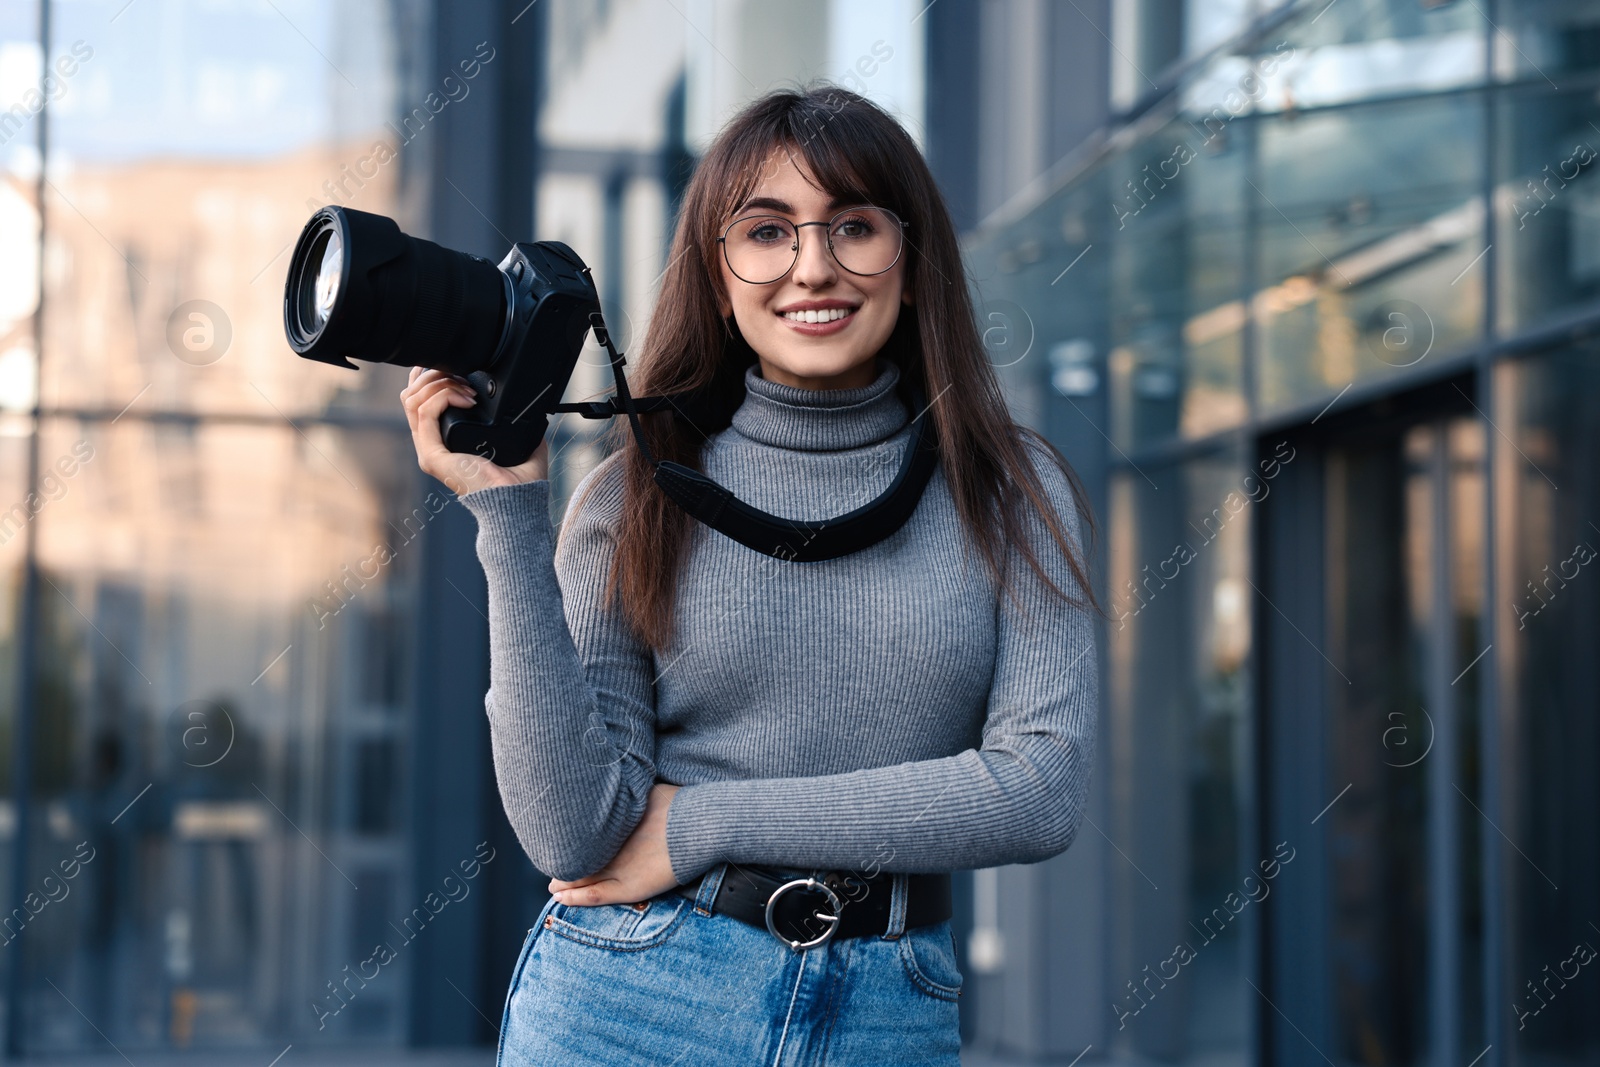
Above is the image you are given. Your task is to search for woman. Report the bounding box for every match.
[402,86,1099,1066]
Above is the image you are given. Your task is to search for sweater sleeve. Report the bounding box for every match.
[663,442,1099,882]
[457,458,659,882]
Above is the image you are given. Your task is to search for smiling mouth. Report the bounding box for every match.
[779,307,857,324]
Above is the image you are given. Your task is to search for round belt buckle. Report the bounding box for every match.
[764,877,844,952]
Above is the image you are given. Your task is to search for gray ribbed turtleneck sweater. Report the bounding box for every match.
[458,359,1097,885]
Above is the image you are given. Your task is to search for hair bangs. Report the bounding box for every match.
[713,107,895,224]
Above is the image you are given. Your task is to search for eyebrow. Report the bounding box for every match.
[734,195,851,216]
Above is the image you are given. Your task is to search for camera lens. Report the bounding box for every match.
[299,226,343,332]
[284,206,510,376]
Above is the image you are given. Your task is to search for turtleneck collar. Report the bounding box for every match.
[728,359,909,452]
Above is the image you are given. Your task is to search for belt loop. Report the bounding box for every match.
[693,862,728,917]
[881,872,910,940]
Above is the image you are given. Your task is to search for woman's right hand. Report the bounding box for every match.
[401,367,550,496]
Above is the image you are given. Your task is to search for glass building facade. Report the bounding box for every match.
[0,0,543,1056]
[962,0,1600,1063]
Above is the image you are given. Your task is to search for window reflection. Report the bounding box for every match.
[1497,0,1600,83]
[1495,85,1600,334]
[1108,453,1252,1062]
[7,0,424,1051]
[960,1,1594,1061]
[1196,0,1485,113]
[963,175,1112,460]
[38,0,413,419]
[25,419,419,1048]
[0,431,29,958]
[1496,345,1600,1063]
[1108,120,1247,448]
[1323,427,1432,1066]
[1256,93,1485,414]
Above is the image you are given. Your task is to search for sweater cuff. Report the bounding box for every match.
[665,782,731,885]
[458,477,551,519]
[457,480,556,564]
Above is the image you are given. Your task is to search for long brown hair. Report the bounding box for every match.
[596,85,1099,650]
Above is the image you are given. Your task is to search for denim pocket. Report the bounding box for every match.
[497,918,545,1066]
[897,920,965,1001]
[545,892,691,952]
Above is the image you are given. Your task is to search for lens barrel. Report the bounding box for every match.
[284,206,510,376]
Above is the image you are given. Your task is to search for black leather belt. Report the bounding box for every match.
[673,864,952,951]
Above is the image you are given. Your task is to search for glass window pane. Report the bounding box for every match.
[1255,94,1486,415]
[1322,427,1433,1065]
[1493,84,1600,335]
[0,430,31,946]
[23,418,420,1051]
[17,4,429,1047]
[40,0,413,420]
[1497,0,1600,83]
[1185,0,1255,60]
[1447,416,1488,1060]
[1237,0,1486,110]
[1495,344,1600,1063]
[1107,450,1254,1061]
[1,4,42,418]
[0,2,42,1014]
[964,174,1110,449]
[1108,120,1248,448]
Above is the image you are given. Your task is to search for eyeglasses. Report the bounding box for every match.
[718,205,907,285]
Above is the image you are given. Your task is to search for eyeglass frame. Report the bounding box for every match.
[716,205,909,285]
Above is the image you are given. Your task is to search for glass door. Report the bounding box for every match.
[1260,387,1485,1067]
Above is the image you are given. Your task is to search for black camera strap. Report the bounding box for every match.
[555,301,940,563]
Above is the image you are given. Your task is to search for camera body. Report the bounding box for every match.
[284,206,601,466]
[436,242,597,464]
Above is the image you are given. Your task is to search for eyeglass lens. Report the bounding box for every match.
[723,207,902,285]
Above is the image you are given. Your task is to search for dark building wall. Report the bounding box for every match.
[406,0,545,1046]
[1049,0,1113,163]
[929,0,1114,229]
[925,0,982,232]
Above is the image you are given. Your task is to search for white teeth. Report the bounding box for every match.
[782,307,853,323]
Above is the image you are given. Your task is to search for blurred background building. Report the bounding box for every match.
[0,0,1594,1064]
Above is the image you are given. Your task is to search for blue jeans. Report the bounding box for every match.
[496,863,963,1065]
